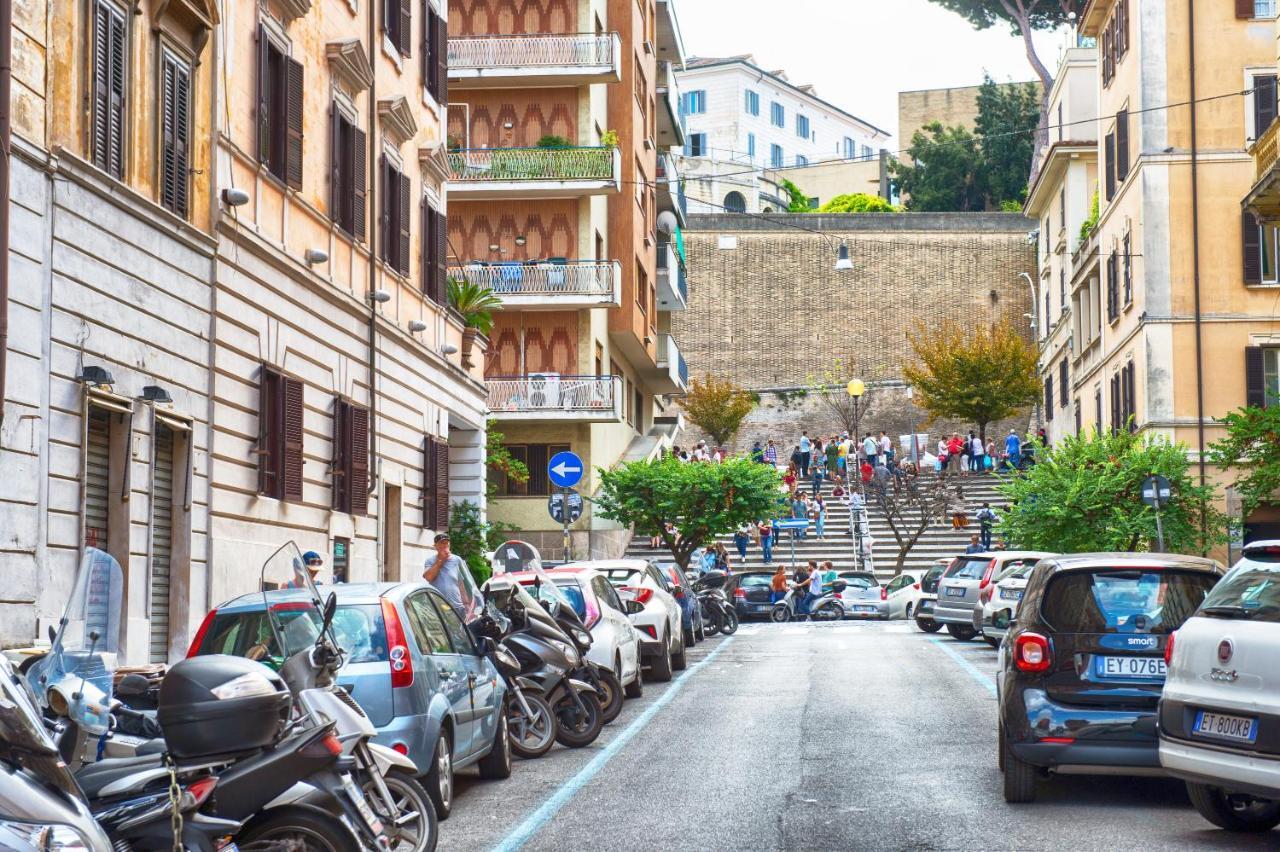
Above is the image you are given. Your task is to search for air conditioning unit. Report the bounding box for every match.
[528,373,561,409]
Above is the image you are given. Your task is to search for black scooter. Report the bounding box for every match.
[692,570,739,636]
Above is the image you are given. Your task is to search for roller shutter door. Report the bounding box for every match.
[84,410,111,551]
[149,424,174,663]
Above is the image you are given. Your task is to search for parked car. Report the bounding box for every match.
[974,554,1053,647]
[591,559,686,680]
[190,582,509,819]
[914,559,952,633]
[726,570,778,620]
[1159,540,1280,833]
[997,553,1223,803]
[883,568,928,620]
[838,571,887,619]
[537,566,643,692]
[655,562,707,644]
[935,551,1052,641]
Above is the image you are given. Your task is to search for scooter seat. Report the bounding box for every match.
[76,753,164,799]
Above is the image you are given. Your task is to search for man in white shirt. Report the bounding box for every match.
[798,431,812,477]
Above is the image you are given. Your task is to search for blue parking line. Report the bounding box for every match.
[928,637,998,697]
[491,636,737,852]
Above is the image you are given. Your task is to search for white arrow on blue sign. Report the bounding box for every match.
[547,451,585,489]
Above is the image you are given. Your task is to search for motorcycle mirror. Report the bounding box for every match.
[47,624,56,646]
[321,591,338,633]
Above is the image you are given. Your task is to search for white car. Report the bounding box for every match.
[545,566,643,696]
[976,555,1053,646]
[1159,540,1280,833]
[882,568,928,620]
[585,559,686,682]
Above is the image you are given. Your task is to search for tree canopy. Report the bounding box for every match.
[974,76,1041,207]
[683,374,757,447]
[902,319,1040,439]
[1208,405,1280,522]
[818,193,899,213]
[780,178,812,212]
[996,429,1230,554]
[594,457,784,568]
[890,123,986,212]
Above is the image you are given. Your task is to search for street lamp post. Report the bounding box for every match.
[1019,271,1043,431]
[846,379,865,571]
[906,386,919,470]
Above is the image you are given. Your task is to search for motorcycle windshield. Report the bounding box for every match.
[0,656,59,755]
[26,548,123,731]
[491,539,544,576]
[484,574,566,639]
[260,541,325,664]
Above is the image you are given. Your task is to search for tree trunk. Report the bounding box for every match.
[1003,1,1055,179]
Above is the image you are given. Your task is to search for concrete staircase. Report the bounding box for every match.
[864,474,1008,576]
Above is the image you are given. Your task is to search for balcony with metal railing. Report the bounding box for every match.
[450,260,622,310]
[655,154,686,227]
[656,61,686,148]
[486,375,624,423]
[1246,115,1280,222]
[447,147,622,199]
[447,32,622,89]
[654,334,689,394]
[656,240,688,311]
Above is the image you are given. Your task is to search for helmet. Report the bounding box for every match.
[302,550,322,565]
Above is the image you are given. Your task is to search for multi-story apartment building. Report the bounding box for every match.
[1025,47,1098,446]
[1077,0,1280,543]
[447,0,688,559]
[675,55,890,213]
[210,0,488,605]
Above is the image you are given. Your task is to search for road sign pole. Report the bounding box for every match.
[561,486,571,561]
[1154,506,1165,553]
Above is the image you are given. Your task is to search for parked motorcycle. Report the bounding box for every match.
[770,579,847,622]
[469,596,558,759]
[692,570,739,636]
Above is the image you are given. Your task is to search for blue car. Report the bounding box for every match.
[190,582,510,819]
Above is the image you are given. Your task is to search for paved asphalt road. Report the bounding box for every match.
[439,621,1278,852]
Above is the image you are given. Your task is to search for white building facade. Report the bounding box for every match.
[674,55,890,213]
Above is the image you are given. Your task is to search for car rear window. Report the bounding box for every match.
[1199,559,1280,623]
[947,557,992,581]
[839,573,875,589]
[551,580,588,619]
[738,574,773,588]
[997,559,1040,582]
[1041,569,1217,635]
[198,604,388,665]
[924,565,947,583]
[603,569,642,586]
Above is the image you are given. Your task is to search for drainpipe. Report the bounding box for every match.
[366,2,379,508]
[0,0,12,431]
[1188,0,1207,500]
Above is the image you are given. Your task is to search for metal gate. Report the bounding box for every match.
[149,424,174,663]
[84,409,111,550]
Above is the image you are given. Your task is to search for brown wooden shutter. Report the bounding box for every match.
[423,437,437,526]
[329,106,341,221]
[398,172,412,275]
[1126,364,1137,431]
[353,128,367,242]
[399,0,413,56]
[92,1,127,179]
[258,369,281,496]
[1060,360,1069,404]
[332,399,349,511]
[282,377,305,501]
[284,57,305,190]
[435,11,448,107]
[1238,0,1258,18]
[1243,210,1263,284]
[435,210,448,303]
[1246,346,1267,408]
[160,54,190,216]
[350,405,369,515]
[380,157,391,262]
[1110,374,1121,434]
[1115,110,1129,182]
[1044,378,1053,421]
[1104,132,1116,200]
[434,441,450,530]
[1255,75,1278,137]
[421,197,431,297]
[256,26,271,165]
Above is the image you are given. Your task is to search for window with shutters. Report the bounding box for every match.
[1044,377,1054,421]
[330,107,367,240]
[332,398,369,515]
[385,0,412,58]
[1252,74,1278,140]
[1116,0,1129,60]
[423,3,447,105]
[1242,210,1280,285]
[494,444,568,497]
[381,157,412,276]
[1106,249,1119,323]
[1122,231,1133,305]
[1060,360,1069,406]
[1246,347,1280,408]
[421,196,446,302]
[1101,26,1113,87]
[258,367,305,502]
[1104,132,1115,201]
[90,0,128,179]
[423,436,451,528]
[257,29,303,188]
[1115,109,1129,183]
[158,49,191,216]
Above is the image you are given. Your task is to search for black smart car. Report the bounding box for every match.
[997,552,1223,803]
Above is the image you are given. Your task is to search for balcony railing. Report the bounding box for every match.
[450,260,620,302]
[448,33,618,70]
[1255,117,1280,183]
[657,334,689,391]
[487,375,622,418]
[448,147,617,183]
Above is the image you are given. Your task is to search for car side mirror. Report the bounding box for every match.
[625,599,644,615]
[994,610,1012,630]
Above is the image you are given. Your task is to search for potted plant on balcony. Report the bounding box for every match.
[447,276,501,370]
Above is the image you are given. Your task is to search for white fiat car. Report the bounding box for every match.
[1159,540,1280,834]
[882,568,928,620]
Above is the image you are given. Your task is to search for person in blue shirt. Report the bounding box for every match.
[1005,429,1022,470]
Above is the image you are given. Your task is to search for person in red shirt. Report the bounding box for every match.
[860,461,873,484]
[947,433,965,475]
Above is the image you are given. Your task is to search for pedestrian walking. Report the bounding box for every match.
[783,462,798,492]
[813,495,827,539]
[751,441,765,463]
[964,533,984,554]
[764,439,778,467]
[811,463,825,497]
[879,431,893,466]
[947,432,965,475]
[826,438,840,477]
[733,523,752,560]
[1005,429,1022,470]
[799,431,812,477]
[862,433,879,468]
[714,542,732,573]
[770,565,788,603]
[805,562,823,614]
[836,436,849,480]
[791,494,808,539]
[860,459,873,486]
[970,432,985,473]
[976,502,997,551]
[821,561,838,590]
[759,520,775,564]
[985,437,997,470]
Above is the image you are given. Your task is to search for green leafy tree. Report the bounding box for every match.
[683,374,757,448]
[818,193,898,213]
[594,457,784,568]
[485,420,528,498]
[780,178,812,212]
[1209,405,1280,522]
[447,277,502,335]
[974,75,1041,207]
[890,123,986,212]
[996,430,1230,553]
[902,319,1040,440]
[447,501,518,585]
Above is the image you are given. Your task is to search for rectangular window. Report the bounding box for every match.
[1254,74,1278,138]
[159,50,191,216]
[381,157,411,276]
[423,3,448,105]
[421,197,446,302]
[1122,231,1133,304]
[1045,377,1054,421]
[90,0,128,179]
[258,367,304,502]
[1104,131,1116,200]
[1265,349,1280,407]
[332,537,350,583]
[423,436,450,528]
[684,90,706,114]
[685,132,706,157]
[744,89,759,116]
[1059,267,1067,316]
[1060,360,1069,406]
[861,144,874,159]
[771,101,785,128]
[1115,109,1130,182]
[330,108,367,240]
[795,154,808,166]
[257,28,303,188]
[633,388,643,431]
[332,398,370,515]
[842,137,855,159]
[1057,102,1063,142]
[747,133,755,160]
[496,444,570,496]
[1059,188,1066,229]
[770,143,783,168]
[796,114,810,139]
[1116,0,1129,58]
[384,0,412,57]
[1256,0,1278,20]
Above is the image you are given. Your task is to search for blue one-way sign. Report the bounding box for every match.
[547,451,584,489]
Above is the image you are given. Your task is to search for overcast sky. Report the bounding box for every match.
[676,0,1067,145]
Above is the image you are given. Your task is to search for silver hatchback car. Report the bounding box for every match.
[934,551,1052,641]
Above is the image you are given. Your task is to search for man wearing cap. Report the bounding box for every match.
[284,550,325,588]
[424,533,473,614]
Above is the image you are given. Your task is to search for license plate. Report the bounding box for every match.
[1094,656,1167,679]
[341,774,385,836]
[1193,710,1259,744]
[919,600,934,612]
[854,606,877,613]
[999,588,1023,601]
[946,587,966,597]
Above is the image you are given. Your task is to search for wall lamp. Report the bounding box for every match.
[368,290,392,303]
[76,365,115,387]
[304,248,329,265]
[221,187,250,206]
[409,320,428,333]
[441,344,459,356]
[140,385,173,404]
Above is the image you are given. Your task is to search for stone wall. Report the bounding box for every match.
[898,82,1041,163]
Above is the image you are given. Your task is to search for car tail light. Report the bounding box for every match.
[584,594,601,629]
[912,583,920,591]
[1039,737,1075,744]
[880,587,887,601]
[186,609,217,658]
[1013,632,1052,673]
[625,586,654,605]
[391,742,409,756]
[978,559,998,589]
[734,587,747,599]
[1164,631,1176,667]
[380,599,414,689]
[637,624,657,639]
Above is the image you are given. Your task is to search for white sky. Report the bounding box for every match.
[675,0,1068,146]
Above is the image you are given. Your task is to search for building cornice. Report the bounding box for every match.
[1025,142,1097,214]
[418,143,451,188]
[378,96,418,147]
[327,39,374,93]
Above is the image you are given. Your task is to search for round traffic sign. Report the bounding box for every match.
[548,489,584,525]
[1141,475,1172,508]
[547,451,585,489]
